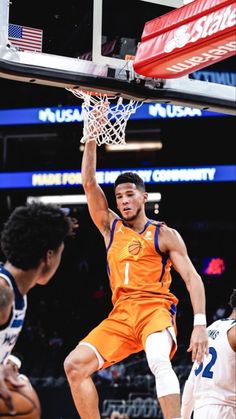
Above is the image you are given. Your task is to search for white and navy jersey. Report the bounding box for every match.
[186,318,236,409]
[0,265,27,364]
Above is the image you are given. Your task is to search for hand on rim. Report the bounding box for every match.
[86,101,109,138]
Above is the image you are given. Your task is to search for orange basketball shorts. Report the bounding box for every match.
[80,296,177,369]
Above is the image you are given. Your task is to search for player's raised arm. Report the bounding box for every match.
[81,139,117,237]
[159,224,208,363]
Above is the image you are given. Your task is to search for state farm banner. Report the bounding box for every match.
[134,0,236,78]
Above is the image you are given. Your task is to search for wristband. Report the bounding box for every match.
[194,313,207,326]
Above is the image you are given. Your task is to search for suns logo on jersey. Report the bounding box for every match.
[128,240,143,256]
[118,239,144,261]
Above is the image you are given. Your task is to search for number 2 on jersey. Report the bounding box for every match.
[194,346,217,379]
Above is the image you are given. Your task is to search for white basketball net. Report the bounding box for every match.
[67,88,143,146]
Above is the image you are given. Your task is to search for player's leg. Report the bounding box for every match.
[64,311,139,419]
[64,342,103,419]
[145,329,181,419]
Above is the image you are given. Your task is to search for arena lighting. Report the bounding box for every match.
[105,141,163,152]
[27,192,161,205]
[148,192,162,202]
[27,195,87,205]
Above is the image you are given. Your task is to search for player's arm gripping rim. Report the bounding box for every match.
[81,139,117,245]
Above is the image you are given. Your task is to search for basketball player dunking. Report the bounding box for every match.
[64,136,208,419]
[0,203,76,414]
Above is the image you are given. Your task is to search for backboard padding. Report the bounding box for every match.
[0,0,235,114]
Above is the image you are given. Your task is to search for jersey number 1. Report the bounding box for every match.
[124,262,130,285]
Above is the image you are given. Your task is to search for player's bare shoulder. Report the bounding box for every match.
[228,324,236,352]
[155,220,176,235]
[0,277,11,288]
[157,222,184,253]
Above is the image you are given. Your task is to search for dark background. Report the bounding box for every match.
[0,1,235,417]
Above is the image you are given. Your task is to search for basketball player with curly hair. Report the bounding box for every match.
[0,202,76,414]
[181,289,236,419]
[64,139,208,419]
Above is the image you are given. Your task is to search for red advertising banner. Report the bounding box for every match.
[134,0,236,78]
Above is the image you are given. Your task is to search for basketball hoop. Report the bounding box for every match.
[67,88,143,146]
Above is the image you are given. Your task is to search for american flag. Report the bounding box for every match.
[8,23,43,52]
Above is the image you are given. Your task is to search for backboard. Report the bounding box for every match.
[0,0,235,114]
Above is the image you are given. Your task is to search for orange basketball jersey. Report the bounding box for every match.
[107,218,178,307]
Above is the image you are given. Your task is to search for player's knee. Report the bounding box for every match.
[147,352,171,377]
[147,354,180,397]
[64,350,87,382]
[64,353,78,380]
[64,344,100,383]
